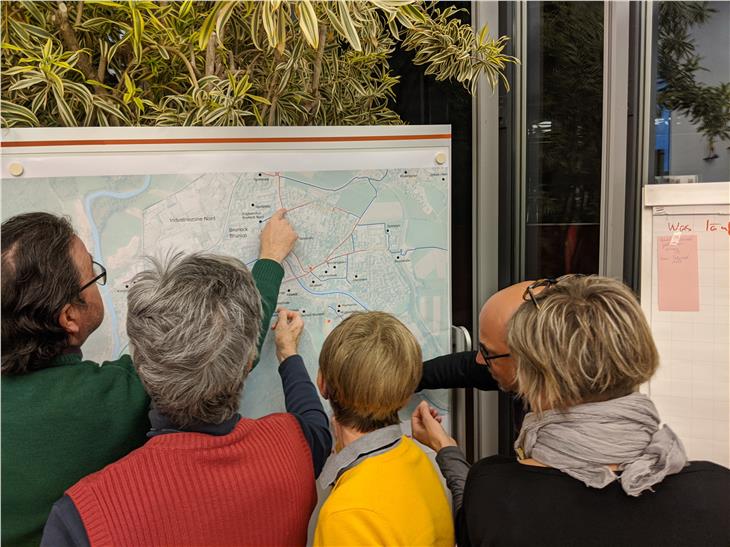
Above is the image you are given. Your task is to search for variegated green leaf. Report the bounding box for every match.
[8,77,45,92]
[335,2,362,51]
[0,100,40,127]
[324,3,347,40]
[2,43,25,52]
[215,2,238,42]
[296,0,319,49]
[261,1,277,49]
[198,2,223,50]
[130,6,144,60]
[51,85,77,126]
[3,66,37,76]
[248,94,271,105]
[86,0,124,8]
[250,4,264,50]
[178,0,193,19]
[275,3,287,54]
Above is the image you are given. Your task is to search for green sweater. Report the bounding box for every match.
[1,259,284,547]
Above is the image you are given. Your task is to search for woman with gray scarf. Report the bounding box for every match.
[412,275,730,547]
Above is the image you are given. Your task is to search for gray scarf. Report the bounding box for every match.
[515,393,688,496]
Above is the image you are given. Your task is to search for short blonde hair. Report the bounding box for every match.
[508,275,658,413]
[319,312,422,432]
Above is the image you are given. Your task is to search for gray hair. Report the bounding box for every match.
[508,275,659,414]
[126,252,261,426]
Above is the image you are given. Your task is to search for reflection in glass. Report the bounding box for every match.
[390,1,473,332]
[654,1,730,183]
[525,1,604,278]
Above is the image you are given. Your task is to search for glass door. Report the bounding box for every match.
[523,1,605,279]
[493,0,633,456]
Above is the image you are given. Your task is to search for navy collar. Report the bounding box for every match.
[147,407,241,438]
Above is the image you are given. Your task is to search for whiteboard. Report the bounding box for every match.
[641,182,730,467]
[1,126,453,428]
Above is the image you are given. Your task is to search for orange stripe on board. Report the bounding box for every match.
[0,134,451,148]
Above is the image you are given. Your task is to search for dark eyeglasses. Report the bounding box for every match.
[79,260,107,293]
[478,342,510,365]
[522,273,585,310]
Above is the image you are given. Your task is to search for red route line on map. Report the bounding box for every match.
[282,249,369,283]
[263,170,374,282]
[272,171,314,276]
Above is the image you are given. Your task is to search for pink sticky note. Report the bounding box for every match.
[657,234,700,312]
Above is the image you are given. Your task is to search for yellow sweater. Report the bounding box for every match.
[314,436,455,547]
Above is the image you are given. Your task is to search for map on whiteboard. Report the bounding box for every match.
[2,168,450,418]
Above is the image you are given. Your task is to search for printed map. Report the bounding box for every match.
[2,168,450,418]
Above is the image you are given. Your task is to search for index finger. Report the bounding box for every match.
[412,400,428,419]
[272,208,287,220]
[278,307,301,324]
[274,307,290,325]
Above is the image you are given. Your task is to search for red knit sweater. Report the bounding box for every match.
[67,413,316,547]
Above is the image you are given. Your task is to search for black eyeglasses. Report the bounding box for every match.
[522,273,585,310]
[478,342,510,365]
[79,260,107,293]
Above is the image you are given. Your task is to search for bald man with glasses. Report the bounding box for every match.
[418,276,585,394]
[418,279,543,395]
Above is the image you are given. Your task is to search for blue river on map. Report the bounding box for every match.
[84,175,151,358]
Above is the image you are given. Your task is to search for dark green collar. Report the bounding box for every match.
[48,349,83,368]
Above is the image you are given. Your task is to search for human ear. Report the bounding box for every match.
[317,371,329,399]
[58,303,80,336]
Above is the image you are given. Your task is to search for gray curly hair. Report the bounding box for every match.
[126,252,261,426]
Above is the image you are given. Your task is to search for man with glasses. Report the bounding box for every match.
[419,276,584,394]
[418,281,535,395]
[1,210,297,546]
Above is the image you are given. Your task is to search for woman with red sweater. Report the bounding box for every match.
[41,254,331,547]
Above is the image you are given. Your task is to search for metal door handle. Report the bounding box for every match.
[451,325,472,353]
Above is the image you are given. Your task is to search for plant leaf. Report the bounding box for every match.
[0,100,40,127]
[130,5,145,60]
[215,1,238,41]
[8,77,45,92]
[335,2,362,51]
[296,0,319,49]
[198,2,223,50]
[51,85,77,126]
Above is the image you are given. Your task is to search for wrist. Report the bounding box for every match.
[435,437,457,451]
[276,348,298,362]
[258,252,284,264]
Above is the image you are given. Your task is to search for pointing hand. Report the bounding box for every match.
[259,209,298,264]
[272,307,304,362]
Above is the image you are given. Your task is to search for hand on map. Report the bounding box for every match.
[259,208,298,263]
[411,400,457,452]
[272,307,303,362]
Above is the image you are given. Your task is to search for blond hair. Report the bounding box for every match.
[507,275,658,413]
[319,312,422,432]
